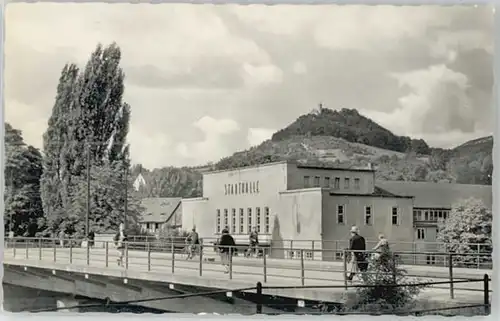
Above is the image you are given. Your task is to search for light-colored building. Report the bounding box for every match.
[139,197,182,235]
[181,161,492,262]
[378,181,492,264]
[181,161,419,260]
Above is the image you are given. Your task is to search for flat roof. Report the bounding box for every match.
[203,160,375,175]
[377,181,492,209]
[296,163,376,173]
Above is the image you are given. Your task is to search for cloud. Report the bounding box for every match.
[4,4,494,169]
[247,128,275,147]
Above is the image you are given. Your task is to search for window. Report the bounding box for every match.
[245,182,249,193]
[247,208,253,233]
[364,206,372,225]
[337,205,345,224]
[264,207,270,234]
[231,209,236,234]
[239,209,244,233]
[354,178,360,190]
[146,223,150,229]
[426,255,436,265]
[304,176,310,188]
[155,223,159,229]
[224,209,229,229]
[256,207,261,232]
[391,207,399,225]
[252,182,255,193]
[314,176,320,187]
[224,184,228,195]
[334,177,340,189]
[424,211,429,221]
[344,178,350,189]
[216,209,221,233]
[256,181,260,193]
[443,211,448,220]
[230,184,234,195]
[324,177,330,188]
[305,251,313,259]
[417,228,425,240]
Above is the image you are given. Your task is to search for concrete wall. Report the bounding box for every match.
[201,162,288,244]
[321,193,414,261]
[272,188,323,259]
[287,164,375,195]
[181,198,210,239]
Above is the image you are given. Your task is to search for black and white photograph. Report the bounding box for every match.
[2,2,494,316]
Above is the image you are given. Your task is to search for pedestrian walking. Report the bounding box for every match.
[113,223,128,266]
[347,225,368,281]
[218,228,235,273]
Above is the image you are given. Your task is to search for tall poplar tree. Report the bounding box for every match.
[40,43,141,236]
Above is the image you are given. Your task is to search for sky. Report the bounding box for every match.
[5,4,494,169]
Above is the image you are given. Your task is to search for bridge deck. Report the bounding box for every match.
[3,247,491,306]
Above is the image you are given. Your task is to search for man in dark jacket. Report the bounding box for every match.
[347,225,368,281]
[218,228,235,273]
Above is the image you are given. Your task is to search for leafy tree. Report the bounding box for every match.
[40,43,140,236]
[437,198,492,267]
[4,123,44,236]
[341,251,428,313]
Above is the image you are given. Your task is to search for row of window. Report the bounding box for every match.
[144,222,160,230]
[413,209,450,222]
[304,175,361,190]
[224,181,260,196]
[216,207,270,234]
[416,227,440,240]
[336,205,400,225]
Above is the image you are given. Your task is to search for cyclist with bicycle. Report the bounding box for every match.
[185,227,200,260]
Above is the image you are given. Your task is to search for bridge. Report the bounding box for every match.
[3,238,492,314]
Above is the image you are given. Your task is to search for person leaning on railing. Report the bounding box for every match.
[218,228,235,274]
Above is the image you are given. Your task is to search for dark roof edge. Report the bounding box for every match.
[329,192,414,199]
[296,163,375,173]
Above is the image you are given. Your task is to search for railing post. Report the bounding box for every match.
[53,240,57,262]
[263,248,267,283]
[69,241,73,264]
[38,239,41,260]
[483,274,490,315]
[412,242,417,264]
[343,249,348,289]
[25,240,29,259]
[125,242,129,269]
[311,241,315,261]
[300,249,305,286]
[13,239,16,258]
[477,244,480,269]
[86,241,90,265]
[448,253,454,299]
[229,247,233,280]
[199,244,203,276]
[290,240,294,258]
[105,241,109,267]
[171,241,175,273]
[147,242,151,272]
[392,252,397,284]
[256,282,263,314]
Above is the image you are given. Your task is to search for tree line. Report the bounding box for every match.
[5,43,143,238]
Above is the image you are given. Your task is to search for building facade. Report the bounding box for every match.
[181,161,491,262]
[139,197,182,235]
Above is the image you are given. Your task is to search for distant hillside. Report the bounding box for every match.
[133,108,493,198]
[272,107,431,155]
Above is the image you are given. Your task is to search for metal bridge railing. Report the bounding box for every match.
[4,237,493,302]
[28,274,491,316]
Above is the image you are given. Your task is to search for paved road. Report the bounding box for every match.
[4,247,489,295]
